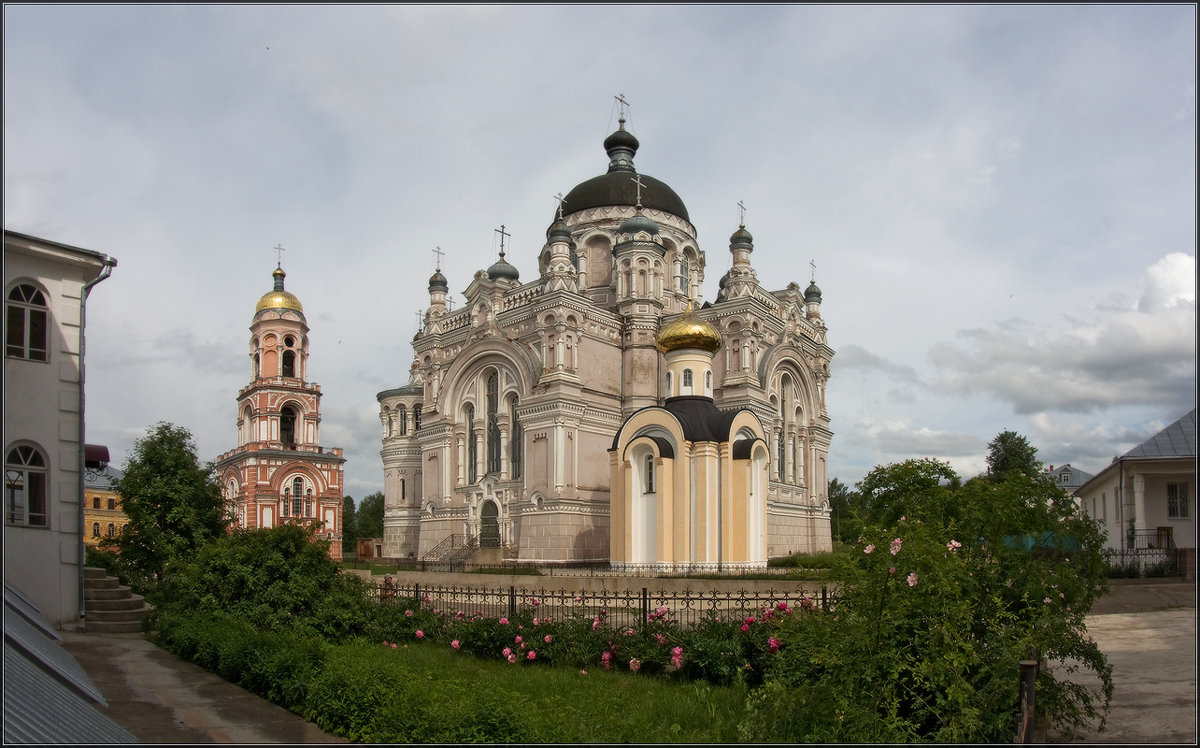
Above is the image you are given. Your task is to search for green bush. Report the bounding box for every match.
[740,461,1113,743]
[151,524,374,641]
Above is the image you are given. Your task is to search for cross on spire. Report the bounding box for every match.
[414,310,423,329]
[494,224,510,258]
[553,192,567,221]
[614,93,630,123]
[737,200,747,227]
[630,174,645,210]
[810,259,817,282]
[274,243,287,267]
[432,246,444,271]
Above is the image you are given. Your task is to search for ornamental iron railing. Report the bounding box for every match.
[371,581,827,630]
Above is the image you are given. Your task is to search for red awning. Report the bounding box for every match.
[84,444,110,468]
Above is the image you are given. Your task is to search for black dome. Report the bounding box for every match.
[559,172,690,223]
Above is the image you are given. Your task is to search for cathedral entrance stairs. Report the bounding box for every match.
[83,566,150,633]
[421,534,479,572]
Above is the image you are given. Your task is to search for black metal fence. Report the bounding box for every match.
[373,581,827,630]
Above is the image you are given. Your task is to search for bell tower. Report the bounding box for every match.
[215,262,346,559]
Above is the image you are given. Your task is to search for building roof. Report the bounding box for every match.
[1122,408,1197,460]
[2,581,138,743]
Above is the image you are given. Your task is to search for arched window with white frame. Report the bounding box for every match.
[5,283,49,362]
[5,444,48,527]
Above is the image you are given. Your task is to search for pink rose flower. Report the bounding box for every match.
[451,640,460,649]
[527,650,537,660]
[906,572,918,587]
[890,538,902,556]
[863,544,875,554]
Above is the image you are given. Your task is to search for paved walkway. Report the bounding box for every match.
[1046,580,1197,744]
[59,630,346,744]
[57,579,1195,744]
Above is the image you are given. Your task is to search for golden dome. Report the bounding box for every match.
[657,303,722,354]
[255,267,304,313]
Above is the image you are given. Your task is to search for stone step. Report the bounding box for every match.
[83,566,111,580]
[85,594,146,612]
[85,585,133,601]
[83,576,120,590]
[86,605,151,624]
[85,619,145,634]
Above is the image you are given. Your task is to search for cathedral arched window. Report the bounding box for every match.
[682,369,694,395]
[92,522,100,537]
[281,406,297,447]
[282,350,296,378]
[253,353,260,379]
[413,406,422,431]
[106,523,115,538]
[705,370,712,395]
[486,372,501,474]
[466,405,477,483]
[400,479,406,501]
[292,477,304,517]
[679,254,690,292]
[510,395,523,479]
[665,371,672,398]
[397,405,407,435]
[644,454,656,493]
[305,489,313,518]
[5,283,49,361]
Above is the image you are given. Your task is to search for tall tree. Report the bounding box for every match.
[341,495,358,557]
[827,478,855,543]
[112,422,228,588]
[356,491,385,539]
[853,457,960,527]
[986,429,1042,479]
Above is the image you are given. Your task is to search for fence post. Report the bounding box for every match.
[509,586,516,619]
[642,587,649,627]
[821,586,828,612]
[414,583,420,608]
[1016,659,1038,743]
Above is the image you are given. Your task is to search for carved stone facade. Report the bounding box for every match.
[378,119,834,564]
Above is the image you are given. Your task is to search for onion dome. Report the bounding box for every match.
[256,266,304,313]
[718,270,730,291]
[619,209,660,236]
[805,281,823,303]
[428,269,448,293]
[657,302,722,354]
[555,118,690,223]
[547,218,573,244]
[487,251,520,282]
[730,224,754,251]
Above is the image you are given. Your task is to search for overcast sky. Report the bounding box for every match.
[5,4,1196,499]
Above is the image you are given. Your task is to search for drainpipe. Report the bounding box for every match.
[77,255,116,625]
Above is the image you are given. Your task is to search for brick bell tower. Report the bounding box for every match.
[215,262,345,559]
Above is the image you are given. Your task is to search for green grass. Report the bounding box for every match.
[308,640,747,743]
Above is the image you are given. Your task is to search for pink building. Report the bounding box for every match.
[216,265,344,558]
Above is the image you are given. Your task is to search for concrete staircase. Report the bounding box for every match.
[83,566,150,633]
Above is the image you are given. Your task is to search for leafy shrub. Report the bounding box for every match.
[740,461,1114,743]
[151,523,374,641]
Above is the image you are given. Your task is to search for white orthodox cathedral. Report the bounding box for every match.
[377,116,834,569]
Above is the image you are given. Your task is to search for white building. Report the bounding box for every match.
[377,117,835,566]
[4,230,115,629]
[1075,409,1197,578]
